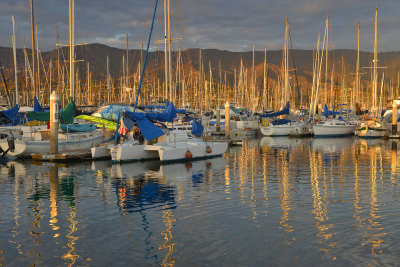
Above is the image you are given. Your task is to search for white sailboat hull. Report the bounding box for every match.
[0,131,103,157]
[91,145,110,159]
[109,143,159,162]
[260,124,303,136]
[313,124,355,137]
[357,128,386,139]
[147,139,228,162]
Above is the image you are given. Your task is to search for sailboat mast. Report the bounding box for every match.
[356,23,360,107]
[330,64,335,107]
[199,49,202,112]
[69,0,75,100]
[30,0,36,97]
[234,69,237,104]
[167,0,172,103]
[373,7,378,109]
[35,24,40,100]
[24,47,28,105]
[107,55,110,103]
[126,34,129,91]
[12,15,18,105]
[252,44,255,102]
[56,26,60,97]
[87,62,90,105]
[263,47,267,108]
[163,0,168,101]
[284,18,289,106]
[325,14,329,105]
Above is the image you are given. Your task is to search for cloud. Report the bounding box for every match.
[0,0,399,52]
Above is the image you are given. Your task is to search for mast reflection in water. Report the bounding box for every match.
[1,137,400,265]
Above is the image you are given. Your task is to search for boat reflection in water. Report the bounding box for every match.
[110,156,227,266]
[0,161,82,266]
[111,161,176,213]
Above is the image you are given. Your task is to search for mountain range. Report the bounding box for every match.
[1,43,400,91]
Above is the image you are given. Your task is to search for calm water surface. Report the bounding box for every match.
[1,137,400,266]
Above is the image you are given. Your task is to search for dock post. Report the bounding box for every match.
[50,91,59,154]
[216,107,221,133]
[392,100,398,135]
[225,101,230,138]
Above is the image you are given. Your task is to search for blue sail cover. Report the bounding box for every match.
[323,104,341,117]
[141,103,186,114]
[260,102,290,118]
[128,102,178,123]
[1,104,19,121]
[123,112,165,141]
[34,96,43,112]
[145,102,177,122]
[141,104,169,109]
[0,104,28,126]
[191,119,203,137]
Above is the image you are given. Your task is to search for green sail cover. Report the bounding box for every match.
[27,98,76,124]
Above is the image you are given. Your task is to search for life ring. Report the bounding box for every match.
[262,119,270,127]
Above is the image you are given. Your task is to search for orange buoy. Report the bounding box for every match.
[185,150,193,159]
[206,146,212,153]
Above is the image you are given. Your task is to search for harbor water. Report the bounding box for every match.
[1,137,400,266]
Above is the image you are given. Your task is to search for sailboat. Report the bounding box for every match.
[313,105,355,137]
[108,103,228,163]
[356,8,386,139]
[260,19,304,137]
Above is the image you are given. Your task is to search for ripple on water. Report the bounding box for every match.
[1,137,400,265]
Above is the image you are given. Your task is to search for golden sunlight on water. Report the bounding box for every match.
[159,204,176,267]
[2,137,400,265]
[0,248,4,266]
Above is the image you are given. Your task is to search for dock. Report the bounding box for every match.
[31,149,92,162]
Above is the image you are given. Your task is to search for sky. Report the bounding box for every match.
[0,0,398,52]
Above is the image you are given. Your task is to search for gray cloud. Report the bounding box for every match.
[0,0,398,52]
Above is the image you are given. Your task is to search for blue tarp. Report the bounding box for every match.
[191,119,203,137]
[97,105,135,121]
[123,113,165,141]
[97,103,183,123]
[60,124,97,132]
[323,104,341,117]
[34,96,43,112]
[1,104,19,121]
[260,102,290,118]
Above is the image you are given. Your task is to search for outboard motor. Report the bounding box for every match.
[7,137,15,152]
